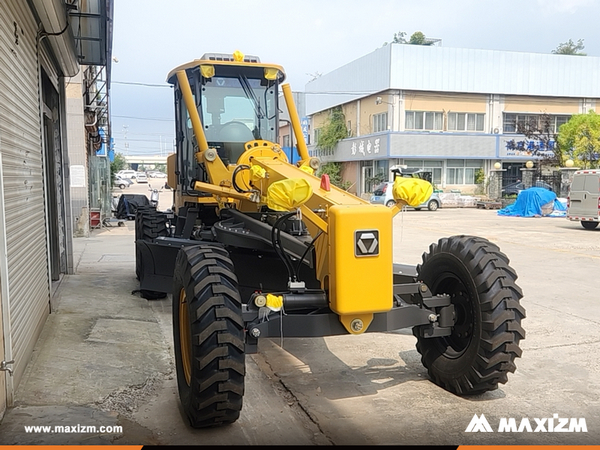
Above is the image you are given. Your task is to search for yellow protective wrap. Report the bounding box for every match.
[265,294,283,311]
[233,50,245,61]
[250,165,266,182]
[266,179,313,211]
[264,67,279,80]
[200,65,215,78]
[300,165,314,175]
[392,177,433,207]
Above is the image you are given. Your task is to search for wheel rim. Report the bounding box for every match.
[179,288,192,386]
[429,201,438,211]
[432,273,474,358]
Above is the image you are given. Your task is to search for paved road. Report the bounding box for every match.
[2,188,598,445]
[257,208,600,445]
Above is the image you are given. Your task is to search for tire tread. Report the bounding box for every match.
[414,235,525,395]
[173,245,245,428]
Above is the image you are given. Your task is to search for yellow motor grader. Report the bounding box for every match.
[134,51,525,428]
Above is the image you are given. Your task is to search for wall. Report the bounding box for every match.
[340,161,359,194]
[504,96,580,114]
[66,71,89,237]
[0,294,5,418]
[359,94,389,136]
[404,91,487,113]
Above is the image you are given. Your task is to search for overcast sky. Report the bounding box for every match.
[109,0,600,156]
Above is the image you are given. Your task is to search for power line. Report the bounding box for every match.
[123,132,174,137]
[113,137,174,144]
[112,114,174,122]
[302,91,376,95]
[112,80,374,96]
[112,80,171,88]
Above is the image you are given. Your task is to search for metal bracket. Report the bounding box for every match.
[0,360,14,376]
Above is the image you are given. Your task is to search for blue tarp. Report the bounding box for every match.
[497,187,567,217]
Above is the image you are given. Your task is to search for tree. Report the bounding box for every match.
[153,163,167,173]
[557,111,600,169]
[514,113,565,167]
[306,71,322,82]
[316,162,351,190]
[392,31,407,44]
[316,106,348,151]
[110,152,127,180]
[409,31,430,45]
[552,39,586,56]
[384,30,436,47]
[314,108,351,190]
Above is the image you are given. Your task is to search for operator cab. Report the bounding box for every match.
[167,53,286,195]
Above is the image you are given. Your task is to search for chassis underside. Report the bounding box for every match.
[136,206,455,347]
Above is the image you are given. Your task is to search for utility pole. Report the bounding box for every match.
[122,125,129,157]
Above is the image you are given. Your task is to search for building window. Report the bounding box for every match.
[503,113,571,134]
[447,113,485,132]
[404,160,443,186]
[314,128,321,145]
[405,111,443,131]
[282,134,290,148]
[373,113,388,132]
[446,159,483,184]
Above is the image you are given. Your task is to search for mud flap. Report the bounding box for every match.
[137,239,181,293]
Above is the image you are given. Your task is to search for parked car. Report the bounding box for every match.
[117,169,137,179]
[114,176,132,189]
[370,181,441,211]
[136,173,148,183]
[501,180,553,196]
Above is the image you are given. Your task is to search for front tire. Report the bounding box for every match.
[172,245,245,428]
[581,221,599,230]
[427,200,439,211]
[413,235,525,395]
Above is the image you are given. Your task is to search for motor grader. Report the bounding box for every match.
[135,51,525,428]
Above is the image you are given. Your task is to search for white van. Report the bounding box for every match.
[567,169,600,230]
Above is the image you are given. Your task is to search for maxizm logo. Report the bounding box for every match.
[465,414,587,433]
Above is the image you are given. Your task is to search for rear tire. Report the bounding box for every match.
[413,235,525,395]
[581,221,599,230]
[385,200,396,207]
[428,200,439,211]
[172,245,245,428]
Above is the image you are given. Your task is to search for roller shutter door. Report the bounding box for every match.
[0,0,51,386]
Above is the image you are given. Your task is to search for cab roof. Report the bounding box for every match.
[166,53,286,84]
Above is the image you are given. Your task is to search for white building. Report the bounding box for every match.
[305,44,600,195]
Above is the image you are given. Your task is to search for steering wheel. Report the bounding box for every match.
[218,121,254,142]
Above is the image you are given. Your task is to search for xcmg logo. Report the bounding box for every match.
[465,414,588,433]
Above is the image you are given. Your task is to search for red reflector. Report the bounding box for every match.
[320,174,331,191]
[382,184,387,193]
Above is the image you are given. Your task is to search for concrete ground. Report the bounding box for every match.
[0,183,599,445]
